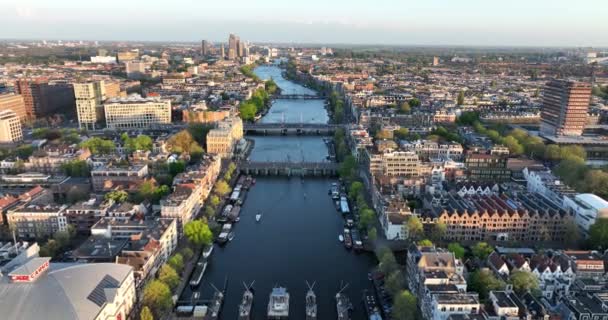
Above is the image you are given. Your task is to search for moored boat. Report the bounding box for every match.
[268,286,289,319]
[238,281,255,320]
[336,283,353,320]
[305,281,317,320]
[343,229,353,249]
[204,287,224,320]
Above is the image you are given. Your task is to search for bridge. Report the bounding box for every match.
[239,161,339,177]
[276,94,325,100]
[243,122,340,135]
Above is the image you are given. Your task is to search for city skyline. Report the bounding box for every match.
[1,0,607,47]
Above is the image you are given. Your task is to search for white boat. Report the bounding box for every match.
[338,234,344,242]
[256,214,262,222]
[228,232,235,241]
[203,245,214,259]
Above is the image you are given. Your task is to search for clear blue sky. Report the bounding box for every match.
[0,0,607,46]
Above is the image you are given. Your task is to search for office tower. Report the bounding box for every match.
[0,93,27,122]
[15,79,75,119]
[237,38,243,57]
[0,110,23,143]
[540,79,592,137]
[220,44,225,60]
[104,94,171,129]
[228,34,238,60]
[74,81,106,130]
[433,56,440,66]
[201,40,208,56]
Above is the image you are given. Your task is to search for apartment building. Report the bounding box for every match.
[540,80,592,137]
[206,116,244,158]
[0,110,23,142]
[369,150,421,178]
[401,140,464,161]
[65,195,115,234]
[7,203,68,239]
[15,79,75,119]
[421,193,572,242]
[74,81,106,130]
[0,93,27,122]
[104,95,171,129]
[465,153,511,182]
[160,183,202,231]
[90,164,148,191]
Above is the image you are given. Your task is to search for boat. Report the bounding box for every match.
[336,283,353,320]
[345,218,354,228]
[363,289,383,320]
[238,282,255,320]
[256,212,262,222]
[204,285,225,320]
[351,229,363,250]
[331,183,340,200]
[228,232,235,242]
[190,259,208,287]
[305,281,317,320]
[338,234,344,242]
[343,229,353,249]
[252,178,256,185]
[267,286,290,319]
[193,291,200,301]
[202,245,214,259]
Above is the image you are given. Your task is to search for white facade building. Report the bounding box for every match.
[104,95,171,129]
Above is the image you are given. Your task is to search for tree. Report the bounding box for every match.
[80,137,116,155]
[204,206,215,218]
[589,218,608,250]
[468,270,505,300]
[583,170,608,198]
[168,160,186,177]
[209,195,221,208]
[376,246,398,275]
[398,101,411,114]
[61,160,90,177]
[166,130,201,154]
[375,129,393,140]
[385,270,405,295]
[239,102,257,121]
[167,254,184,273]
[359,208,376,230]
[417,239,433,247]
[392,290,417,320]
[184,220,213,247]
[563,219,582,247]
[393,128,410,140]
[457,91,465,105]
[158,264,180,290]
[447,243,465,259]
[16,145,34,159]
[509,271,540,295]
[214,180,231,196]
[338,155,357,180]
[406,216,423,240]
[105,190,129,203]
[142,280,173,316]
[544,144,562,161]
[181,247,194,260]
[140,306,154,320]
[368,227,378,242]
[124,134,153,152]
[554,156,587,186]
[430,222,447,242]
[408,98,421,108]
[66,187,89,204]
[348,181,364,200]
[472,242,494,260]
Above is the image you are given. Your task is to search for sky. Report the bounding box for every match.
[0,0,607,47]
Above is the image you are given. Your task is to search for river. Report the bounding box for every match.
[183,65,376,320]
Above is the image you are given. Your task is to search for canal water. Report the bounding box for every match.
[183,65,376,320]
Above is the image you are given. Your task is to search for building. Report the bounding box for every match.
[201,40,209,56]
[0,110,23,142]
[206,116,244,158]
[0,258,136,320]
[228,34,239,60]
[15,79,76,119]
[104,81,122,98]
[65,196,115,234]
[90,55,117,64]
[125,61,146,79]
[421,193,572,242]
[564,193,608,237]
[401,140,464,161]
[465,153,511,182]
[0,93,27,122]
[117,50,139,62]
[104,95,171,130]
[7,203,68,239]
[369,151,420,178]
[90,164,149,191]
[540,80,592,137]
[74,81,106,130]
[162,73,186,85]
[161,183,202,231]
